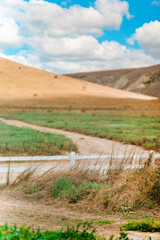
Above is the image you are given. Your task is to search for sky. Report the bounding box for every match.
[0,0,160,74]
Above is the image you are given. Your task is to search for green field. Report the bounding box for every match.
[0,120,76,156]
[0,112,159,151]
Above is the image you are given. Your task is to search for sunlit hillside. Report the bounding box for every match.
[0,57,158,109]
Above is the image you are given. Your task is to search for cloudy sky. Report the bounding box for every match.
[0,0,160,73]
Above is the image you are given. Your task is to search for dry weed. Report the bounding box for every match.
[2,153,159,213]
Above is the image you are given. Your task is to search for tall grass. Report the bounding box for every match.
[9,154,160,213]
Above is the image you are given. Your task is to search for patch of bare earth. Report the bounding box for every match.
[0,192,160,240]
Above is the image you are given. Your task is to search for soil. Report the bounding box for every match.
[0,192,160,240]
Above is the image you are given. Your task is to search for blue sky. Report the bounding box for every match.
[0,0,160,73]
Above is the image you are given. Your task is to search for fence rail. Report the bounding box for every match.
[0,151,159,184]
[0,151,159,164]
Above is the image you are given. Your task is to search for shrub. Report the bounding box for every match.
[50,175,100,203]
[0,223,101,240]
[123,220,160,232]
[24,183,43,194]
[0,224,154,240]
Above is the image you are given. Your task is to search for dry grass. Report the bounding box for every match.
[0,98,159,111]
[4,154,159,214]
[0,57,157,111]
[0,99,159,119]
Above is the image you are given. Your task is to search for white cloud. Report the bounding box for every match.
[0,0,130,38]
[0,17,22,49]
[152,1,160,6]
[0,0,160,74]
[128,21,160,58]
[1,37,159,74]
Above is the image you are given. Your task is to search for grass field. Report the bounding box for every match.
[1,111,159,151]
[0,120,76,156]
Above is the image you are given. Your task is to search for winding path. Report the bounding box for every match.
[0,117,148,156]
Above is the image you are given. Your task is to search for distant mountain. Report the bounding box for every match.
[65,64,160,98]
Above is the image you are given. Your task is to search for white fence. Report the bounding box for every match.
[0,151,159,184]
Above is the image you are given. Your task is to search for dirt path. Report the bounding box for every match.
[0,192,160,240]
[0,118,148,156]
[0,118,159,239]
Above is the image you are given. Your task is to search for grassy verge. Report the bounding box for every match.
[0,121,76,156]
[12,162,160,213]
[0,112,159,151]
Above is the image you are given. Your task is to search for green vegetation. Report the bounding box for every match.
[123,220,160,232]
[144,80,153,86]
[95,220,113,225]
[0,223,101,240]
[50,175,100,203]
[61,217,114,226]
[24,183,43,194]
[1,112,159,151]
[0,224,157,240]
[0,120,76,156]
[21,166,160,212]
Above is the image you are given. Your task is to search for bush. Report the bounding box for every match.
[123,220,160,232]
[50,175,100,203]
[0,223,102,240]
[0,224,154,240]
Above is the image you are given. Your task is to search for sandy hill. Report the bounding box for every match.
[0,57,157,108]
[65,64,160,98]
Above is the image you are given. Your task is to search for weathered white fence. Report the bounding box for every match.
[0,151,159,184]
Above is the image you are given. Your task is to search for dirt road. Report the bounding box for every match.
[0,118,148,156]
[0,117,153,185]
[0,193,160,240]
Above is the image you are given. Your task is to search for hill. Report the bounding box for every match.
[0,57,157,109]
[65,64,160,98]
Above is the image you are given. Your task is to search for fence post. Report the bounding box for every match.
[6,158,11,186]
[70,152,76,168]
[150,150,156,168]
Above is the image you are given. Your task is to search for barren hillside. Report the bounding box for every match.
[0,57,157,108]
[65,64,160,98]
